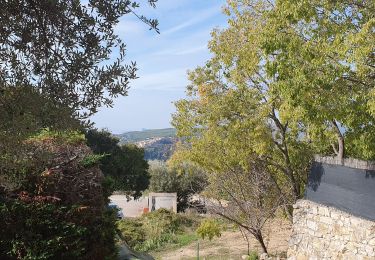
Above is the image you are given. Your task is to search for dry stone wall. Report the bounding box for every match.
[288,200,375,259]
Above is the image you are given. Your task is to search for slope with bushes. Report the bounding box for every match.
[117,209,201,253]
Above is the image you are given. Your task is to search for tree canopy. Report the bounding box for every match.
[86,129,150,198]
[260,0,375,160]
[0,0,158,117]
[171,0,374,252]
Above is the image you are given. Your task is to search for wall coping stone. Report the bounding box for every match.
[314,155,375,170]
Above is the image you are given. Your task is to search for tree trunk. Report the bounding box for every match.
[331,120,344,163]
[284,205,293,222]
[254,230,268,254]
[269,111,300,199]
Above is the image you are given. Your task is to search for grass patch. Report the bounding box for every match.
[117,209,202,253]
[176,233,199,247]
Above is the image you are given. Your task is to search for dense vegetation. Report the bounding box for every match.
[86,129,150,199]
[1,0,374,258]
[0,0,158,259]
[172,0,374,254]
[0,130,118,259]
[117,209,201,252]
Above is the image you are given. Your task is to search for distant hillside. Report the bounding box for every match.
[117,128,177,161]
[117,128,176,144]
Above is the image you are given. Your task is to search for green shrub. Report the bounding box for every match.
[196,218,222,241]
[142,208,181,235]
[117,218,146,248]
[148,161,207,211]
[247,251,259,260]
[117,209,198,252]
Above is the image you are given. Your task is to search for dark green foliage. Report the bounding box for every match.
[86,129,150,198]
[0,86,83,194]
[0,200,87,260]
[29,128,86,145]
[0,131,119,260]
[148,161,207,211]
[0,199,119,260]
[0,1,158,116]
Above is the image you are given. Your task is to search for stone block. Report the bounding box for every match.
[320,216,334,225]
[365,245,374,256]
[342,253,360,260]
[318,206,330,217]
[307,220,318,231]
[295,253,309,260]
[345,242,358,254]
[317,223,329,234]
[331,211,340,220]
[351,217,364,226]
[336,219,344,226]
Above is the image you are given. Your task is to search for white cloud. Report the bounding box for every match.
[163,3,222,35]
[152,44,207,56]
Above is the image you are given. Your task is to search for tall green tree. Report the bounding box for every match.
[174,0,374,252]
[172,1,313,204]
[86,129,150,198]
[0,0,159,193]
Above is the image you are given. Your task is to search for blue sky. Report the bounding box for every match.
[91,0,227,134]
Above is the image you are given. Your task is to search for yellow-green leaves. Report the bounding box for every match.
[196,219,222,241]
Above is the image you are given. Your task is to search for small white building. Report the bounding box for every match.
[110,192,177,218]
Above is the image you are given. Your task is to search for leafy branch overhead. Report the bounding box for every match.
[0,0,159,117]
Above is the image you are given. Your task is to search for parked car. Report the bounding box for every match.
[108,203,124,219]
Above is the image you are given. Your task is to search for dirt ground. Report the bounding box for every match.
[153,218,291,260]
